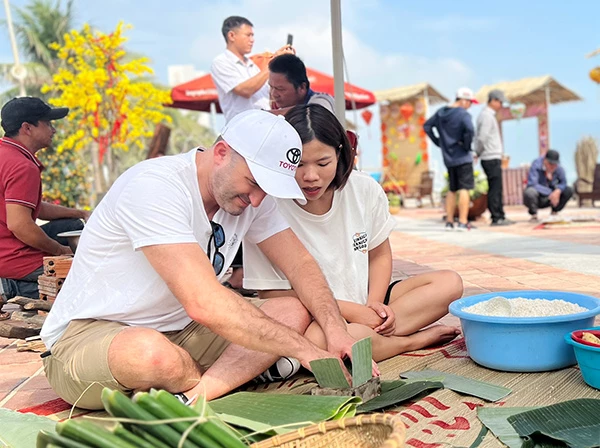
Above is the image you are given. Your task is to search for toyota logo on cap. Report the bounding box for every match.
[286,148,301,165]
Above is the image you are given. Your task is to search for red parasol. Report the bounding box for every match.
[169,60,375,112]
[170,73,222,113]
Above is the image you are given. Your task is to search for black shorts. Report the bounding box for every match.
[447,163,474,192]
[383,280,402,305]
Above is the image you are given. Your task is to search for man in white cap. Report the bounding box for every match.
[41,110,370,410]
[424,87,476,231]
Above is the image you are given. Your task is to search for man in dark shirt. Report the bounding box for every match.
[424,87,476,231]
[523,149,573,221]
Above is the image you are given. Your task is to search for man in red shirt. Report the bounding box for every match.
[0,97,90,318]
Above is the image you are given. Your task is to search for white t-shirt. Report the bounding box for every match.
[41,149,289,349]
[211,50,270,122]
[243,171,396,305]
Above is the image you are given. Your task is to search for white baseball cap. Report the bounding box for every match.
[456,87,479,104]
[220,110,306,204]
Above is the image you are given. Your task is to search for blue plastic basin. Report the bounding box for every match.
[565,327,600,389]
[449,291,600,372]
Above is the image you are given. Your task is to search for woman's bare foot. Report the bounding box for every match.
[405,325,461,351]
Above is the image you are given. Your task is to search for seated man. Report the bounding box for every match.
[524,149,573,221]
[0,98,89,318]
[268,53,359,164]
[41,110,369,410]
[268,53,335,112]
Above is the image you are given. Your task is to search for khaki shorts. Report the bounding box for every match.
[44,299,265,410]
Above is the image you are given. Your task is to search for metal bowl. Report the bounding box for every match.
[57,230,82,253]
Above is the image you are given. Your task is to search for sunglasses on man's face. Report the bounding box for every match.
[207,221,225,275]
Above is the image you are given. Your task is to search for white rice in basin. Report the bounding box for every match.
[462,296,588,317]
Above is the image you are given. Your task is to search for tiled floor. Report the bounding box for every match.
[1,203,599,413]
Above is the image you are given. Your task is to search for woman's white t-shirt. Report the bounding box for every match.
[243,171,396,305]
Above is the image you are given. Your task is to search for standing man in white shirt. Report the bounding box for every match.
[211,16,294,123]
[475,89,514,226]
[211,16,295,291]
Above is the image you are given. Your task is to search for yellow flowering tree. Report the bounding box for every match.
[39,144,91,208]
[42,22,172,195]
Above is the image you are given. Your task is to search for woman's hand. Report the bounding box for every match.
[355,305,385,329]
[367,302,396,336]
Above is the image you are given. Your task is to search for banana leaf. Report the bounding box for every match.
[0,409,57,448]
[209,392,362,432]
[310,358,350,388]
[216,413,281,438]
[478,406,538,448]
[507,399,600,448]
[357,380,443,413]
[381,380,406,393]
[351,337,373,387]
[401,369,511,402]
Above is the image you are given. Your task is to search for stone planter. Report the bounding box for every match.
[465,194,488,220]
[442,193,488,221]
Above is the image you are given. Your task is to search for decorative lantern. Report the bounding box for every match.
[361,109,373,126]
[590,67,600,84]
[400,103,414,121]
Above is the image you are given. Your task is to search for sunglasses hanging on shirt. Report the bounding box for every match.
[207,221,225,275]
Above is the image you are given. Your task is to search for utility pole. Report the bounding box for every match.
[3,0,27,97]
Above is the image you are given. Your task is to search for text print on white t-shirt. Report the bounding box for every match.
[353,232,368,253]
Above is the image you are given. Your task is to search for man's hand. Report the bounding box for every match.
[324,327,380,378]
[298,345,353,386]
[274,44,295,57]
[549,189,561,207]
[255,46,295,71]
[81,210,92,222]
[368,302,396,336]
[56,244,73,256]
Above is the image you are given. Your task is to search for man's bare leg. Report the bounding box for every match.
[187,297,310,400]
[108,297,310,400]
[458,189,470,225]
[108,327,204,394]
[445,191,456,224]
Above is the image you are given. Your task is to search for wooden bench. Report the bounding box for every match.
[576,164,600,207]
